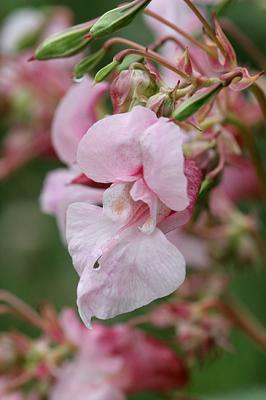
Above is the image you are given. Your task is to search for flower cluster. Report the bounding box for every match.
[37,0,265,327]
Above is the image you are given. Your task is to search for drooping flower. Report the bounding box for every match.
[66,106,202,325]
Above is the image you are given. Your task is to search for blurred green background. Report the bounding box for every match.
[0,1,266,399]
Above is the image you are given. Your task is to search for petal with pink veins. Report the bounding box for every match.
[66,203,120,275]
[76,226,185,326]
[140,118,189,211]
[77,106,157,183]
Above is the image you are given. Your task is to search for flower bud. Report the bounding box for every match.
[34,20,94,60]
[89,0,151,39]
[146,87,176,117]
[74,48,107,79]
[173,84,222,122]
[176,48,193,77]
[111,67,158,112]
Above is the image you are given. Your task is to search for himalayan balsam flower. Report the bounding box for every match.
[66,106,202,326]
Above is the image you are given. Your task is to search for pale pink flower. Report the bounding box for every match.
[52,77,108,164]
[66,106,202,325]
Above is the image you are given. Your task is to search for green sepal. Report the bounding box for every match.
[90,0,151,39]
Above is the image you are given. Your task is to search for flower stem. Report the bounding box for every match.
[225,113,266,203]
[0,290,47,332]
[221,19,266,70]
[182,0,225,54]
[143,8,213,55]
[202,298,266,351]
[114,48,191,81]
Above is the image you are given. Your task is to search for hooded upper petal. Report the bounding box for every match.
[140,118,189,211]
[52,77,108,164]
[77,106,157,183]
[76,225,185,326]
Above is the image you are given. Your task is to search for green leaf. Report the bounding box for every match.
[173,84,222,121]
[74,48,107,79]
[89,0,151,39]
[34,21,94,60]
[94,60,120,82]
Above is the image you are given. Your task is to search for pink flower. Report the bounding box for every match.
[52,77,108,164]
[66,106,202,325]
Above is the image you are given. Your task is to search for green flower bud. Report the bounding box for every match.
[89,0,151,39]
[34,20,95,60]
[173,84,222,121]
[117,54,144,71]
[94,60,120,82]
[74,48,107,79]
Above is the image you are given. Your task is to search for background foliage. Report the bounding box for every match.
[0,1,266,399]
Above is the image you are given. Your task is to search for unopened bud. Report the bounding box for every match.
[94,60,120,83]
[111,67,158,112]
[147,88,176,117]
[74,48,107,79]
[34,20,94,60]
[89,0,151,39]
[177,48,193,76]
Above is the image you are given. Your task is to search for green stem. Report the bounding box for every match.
[225,113,266,203]
[250,83,266,128]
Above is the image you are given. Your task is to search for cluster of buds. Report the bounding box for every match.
[33,0,266,326]
[0,292,187,399]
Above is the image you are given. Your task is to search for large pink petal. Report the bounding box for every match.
[141,118,189,211]
[77,227,185,326]
[77,106,157,183]
[66,203,119,275]
[52,77,108,164]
